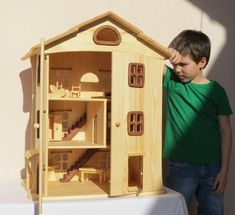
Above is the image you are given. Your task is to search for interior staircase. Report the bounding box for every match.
[63,113,87,141]
[59,149,98,182]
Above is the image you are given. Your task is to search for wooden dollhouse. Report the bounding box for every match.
[22,11,170,212]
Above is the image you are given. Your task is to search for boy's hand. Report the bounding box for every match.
[163,48,182,76]
[213,170,228,194]
[168,48,182,65]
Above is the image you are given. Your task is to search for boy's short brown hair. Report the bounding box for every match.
[169,30,211,68]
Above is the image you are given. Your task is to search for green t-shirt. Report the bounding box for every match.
[163,66,232,164]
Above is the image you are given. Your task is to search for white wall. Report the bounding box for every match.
[0,0,234,214]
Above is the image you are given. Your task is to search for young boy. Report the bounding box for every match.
[163,30,233,215]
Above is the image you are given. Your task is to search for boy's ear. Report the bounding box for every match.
[199,57,207,69]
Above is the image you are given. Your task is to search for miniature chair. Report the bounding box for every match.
[70,84,81,98]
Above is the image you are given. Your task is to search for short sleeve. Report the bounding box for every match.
[216,88,233,115]
[163,66,172,88]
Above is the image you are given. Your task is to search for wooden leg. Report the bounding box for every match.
[99,173,102,184]
[80,171,85,183]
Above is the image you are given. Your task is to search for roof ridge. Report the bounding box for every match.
[21,11,170,60]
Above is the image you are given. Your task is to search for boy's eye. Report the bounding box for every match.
[177,63,187,67]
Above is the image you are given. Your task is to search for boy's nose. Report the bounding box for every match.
[174,65,182,74]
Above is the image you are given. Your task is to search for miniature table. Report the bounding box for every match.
[0,181,188,215]
[79,167,106,184]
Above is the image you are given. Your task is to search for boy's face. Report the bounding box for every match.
[172,54,207,83]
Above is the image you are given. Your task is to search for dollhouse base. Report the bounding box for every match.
[46,180,109,200]
[44,181,165,201]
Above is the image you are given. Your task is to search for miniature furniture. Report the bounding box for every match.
[70,84,81,98]
[21,11,170,213]
[79,167,106,184]
[49,82,70,98]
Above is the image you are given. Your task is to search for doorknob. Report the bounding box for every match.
[115,122,121,127]
[34,123,39,129]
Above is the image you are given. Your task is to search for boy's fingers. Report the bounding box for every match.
[213,180,219,191]
[168,48,181,64]
[212,180,224,194]
[169,48,176,60]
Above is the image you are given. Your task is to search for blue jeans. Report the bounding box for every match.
[166,161,224,215]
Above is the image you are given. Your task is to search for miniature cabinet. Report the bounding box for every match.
[22,11,170,212]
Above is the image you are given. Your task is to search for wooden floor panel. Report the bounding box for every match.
[46,180,109,199]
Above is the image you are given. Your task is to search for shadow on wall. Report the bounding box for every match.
[19,68,32,180]
[188,2,235,215]
[189,0,235,101]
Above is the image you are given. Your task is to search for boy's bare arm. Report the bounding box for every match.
[213,115,232,194]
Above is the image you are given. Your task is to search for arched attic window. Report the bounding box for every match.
[93,25,121,46]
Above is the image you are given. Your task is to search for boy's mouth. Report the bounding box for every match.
[178,75,188,82]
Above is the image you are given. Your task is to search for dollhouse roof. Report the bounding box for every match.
[21,11,170,60]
